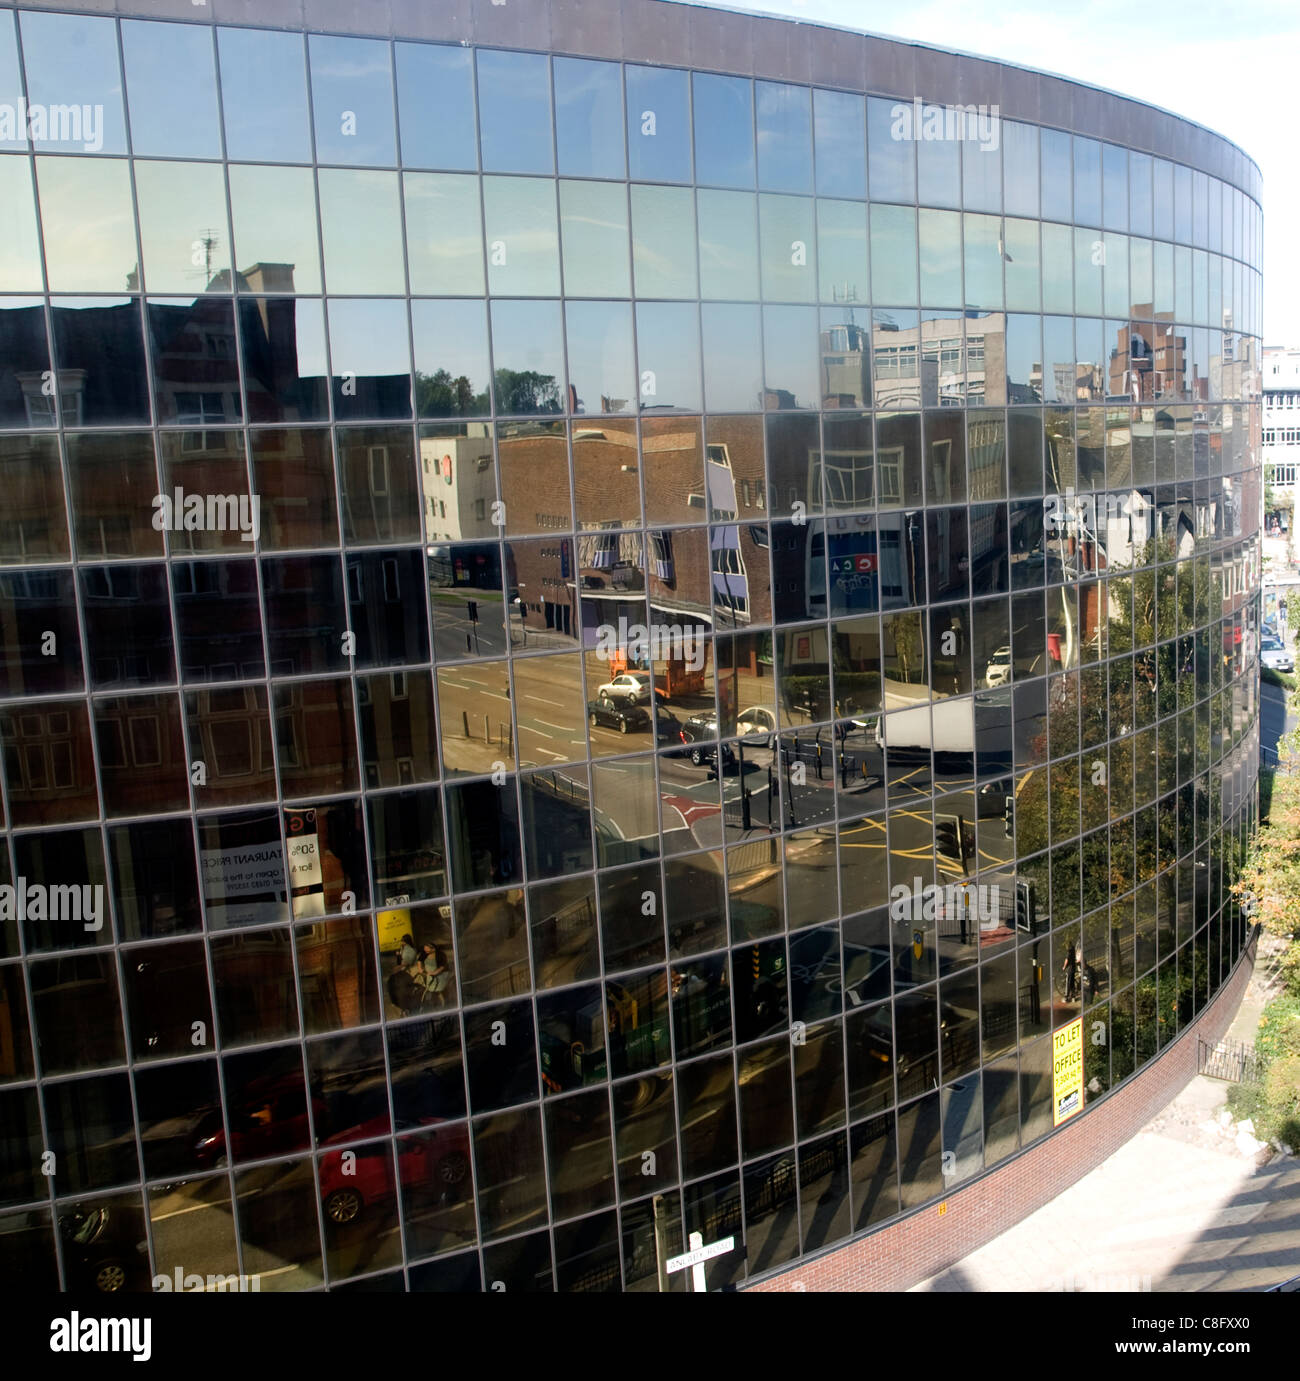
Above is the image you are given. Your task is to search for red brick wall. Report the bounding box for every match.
[746,931,1259,1292]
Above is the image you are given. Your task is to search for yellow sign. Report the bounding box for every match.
[1051,1017,1084,1126]
[376,908,411,953]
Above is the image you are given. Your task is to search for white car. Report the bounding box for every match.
[596,671,652,706]
[983,646,1013,688]
[1261,638,1294,672]
[736,706,778,744]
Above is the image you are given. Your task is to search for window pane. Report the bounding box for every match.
[492,299,566,416]
[1041,128,1071,222]
[477,50,552,175]
[229,164,321,295]
[814,88,865,200]
[51,298,150,426]
[122,20,221,159]
[626,64,691,182]
[703,303,762,412]
[1003,121,1038,217]
[637,302,700,413]
[1073,137,1102,227]
[917,124,960,208]
[135,161,231,295]
[404,172,484,297]
[174,557,265,680]
[760,193,816,303]
[555,57,624,179]
[0,13,24,153]
[309,34,396,167]
[1003,218,1040,312]
[964,212,1003,310]
[485,176,560,297]
[319,170,405,295]
[66,430,162,559]
[327,298,412,421]
[19,11,127,154]
[218,27,312,164]
[868,97,914,203]
[764,304,818,411]
[37,157,136,292]
[559,180,630,298]
[413,299,491,418]
[918,209,961,307]
[871,204,917,304]
[241,297,329,423]
[1102,143,1128,232]
[697,189,758,300]
[756,81,811,194]
[566,301,635,416]
[1041,222,1073,315]
[0,156,42,291]
[963,136,1000,213]
[0,434,67,555]
[693,73,754,189]
[632,184,697,299]
[0,301,54,429]
[396,42,476,170]
[816,199,868,307]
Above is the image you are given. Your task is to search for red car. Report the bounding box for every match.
[318,1117,471,1225]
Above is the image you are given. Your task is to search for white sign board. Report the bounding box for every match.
[667,1233,734,1290]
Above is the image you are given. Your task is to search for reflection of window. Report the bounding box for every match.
[368,445,389,496]
[649,530,674,581]
[877,446,903,503]
[176,392,227,426]
[129,716,162,768]
[930,439,952,502]
[383,557,401,601]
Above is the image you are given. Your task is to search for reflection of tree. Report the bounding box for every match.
[888,612,923,684]
[416,369,487,417]
[492,368,561,415]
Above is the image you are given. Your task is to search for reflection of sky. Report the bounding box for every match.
[121,20,221,159]
[491,299,565,382]
[327,299,410,378]
[396,43,475,170]
[217,28,312,164]
[37,158,136,292]
[637,303,701,411]
[565,302,635,414]
[555,58,625,179]
[18,11,126,153]
[626,66,692,182]
[477,50,552,175]
[692,73,755,189]
[309,35,397,166]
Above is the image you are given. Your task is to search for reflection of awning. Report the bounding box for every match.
[589,533,618,568]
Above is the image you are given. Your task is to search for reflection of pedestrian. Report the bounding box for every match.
[1063,942,1079,1002]
[399,933,417,967]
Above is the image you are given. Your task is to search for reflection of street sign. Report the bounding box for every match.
[666,1232,734,1292]
[912,928,923,960]
[441,453,452,484]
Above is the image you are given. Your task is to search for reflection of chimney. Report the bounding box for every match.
[239,264,298,343]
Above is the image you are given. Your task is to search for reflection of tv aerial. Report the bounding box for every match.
[831,282,861,325]
[186,228,222,286]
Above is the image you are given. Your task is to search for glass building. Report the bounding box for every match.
[0,2,1263,1292]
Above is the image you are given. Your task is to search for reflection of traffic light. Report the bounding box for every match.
[934,813,970,868]
[1015,879,1037,935]
[1003,791,1014,840]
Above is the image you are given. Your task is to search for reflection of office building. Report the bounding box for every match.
[0,2,1264,1298]
[1262,346,1300,513]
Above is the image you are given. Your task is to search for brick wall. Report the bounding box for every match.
[746,930,1259,1292]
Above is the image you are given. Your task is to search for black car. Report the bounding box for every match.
[587,699,649,735]
[58,1206,150,1293]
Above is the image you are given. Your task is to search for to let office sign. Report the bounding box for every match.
[1052,1017,1084,1126]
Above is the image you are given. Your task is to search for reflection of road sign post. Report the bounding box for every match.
[467,599,479,656]
[665,1232,735,1293]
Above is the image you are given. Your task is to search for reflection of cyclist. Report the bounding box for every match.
[1062,943,1080,1002]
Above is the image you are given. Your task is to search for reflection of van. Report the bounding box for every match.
[983,646,1013,687]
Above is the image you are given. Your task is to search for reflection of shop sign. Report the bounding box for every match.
[441,453,452,484]
[200,841,284,927]
[830,554,877,574]
[286,808,324,918]
[1052,1017,1084,1126]
[377,896,411,952]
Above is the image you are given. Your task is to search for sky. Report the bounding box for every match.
[670,0,1298,345]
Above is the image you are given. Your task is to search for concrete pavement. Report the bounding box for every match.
[912,946,1300,1293]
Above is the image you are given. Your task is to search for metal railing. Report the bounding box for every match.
[1197,1034,1259,1083]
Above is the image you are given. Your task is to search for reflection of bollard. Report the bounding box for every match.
[815,743,822,779]
[462,710,470,739]
[483,715,490,742]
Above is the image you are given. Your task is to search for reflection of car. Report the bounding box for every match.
[736,706,778,745]
[977,778,1014,818]
[677,711,718,745]
[319,1118,472,1225]
[1261,638,1293,671]
[596,672,651,707]
[587,699,648,734]
[653,706,682,745]
[983,646,1013,687]
[59,1206,149,1293]
[194,1078,323,1167]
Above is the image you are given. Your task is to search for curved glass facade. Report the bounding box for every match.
[0,5,1263,1293]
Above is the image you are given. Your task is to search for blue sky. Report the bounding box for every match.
[669,0,1296,343]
